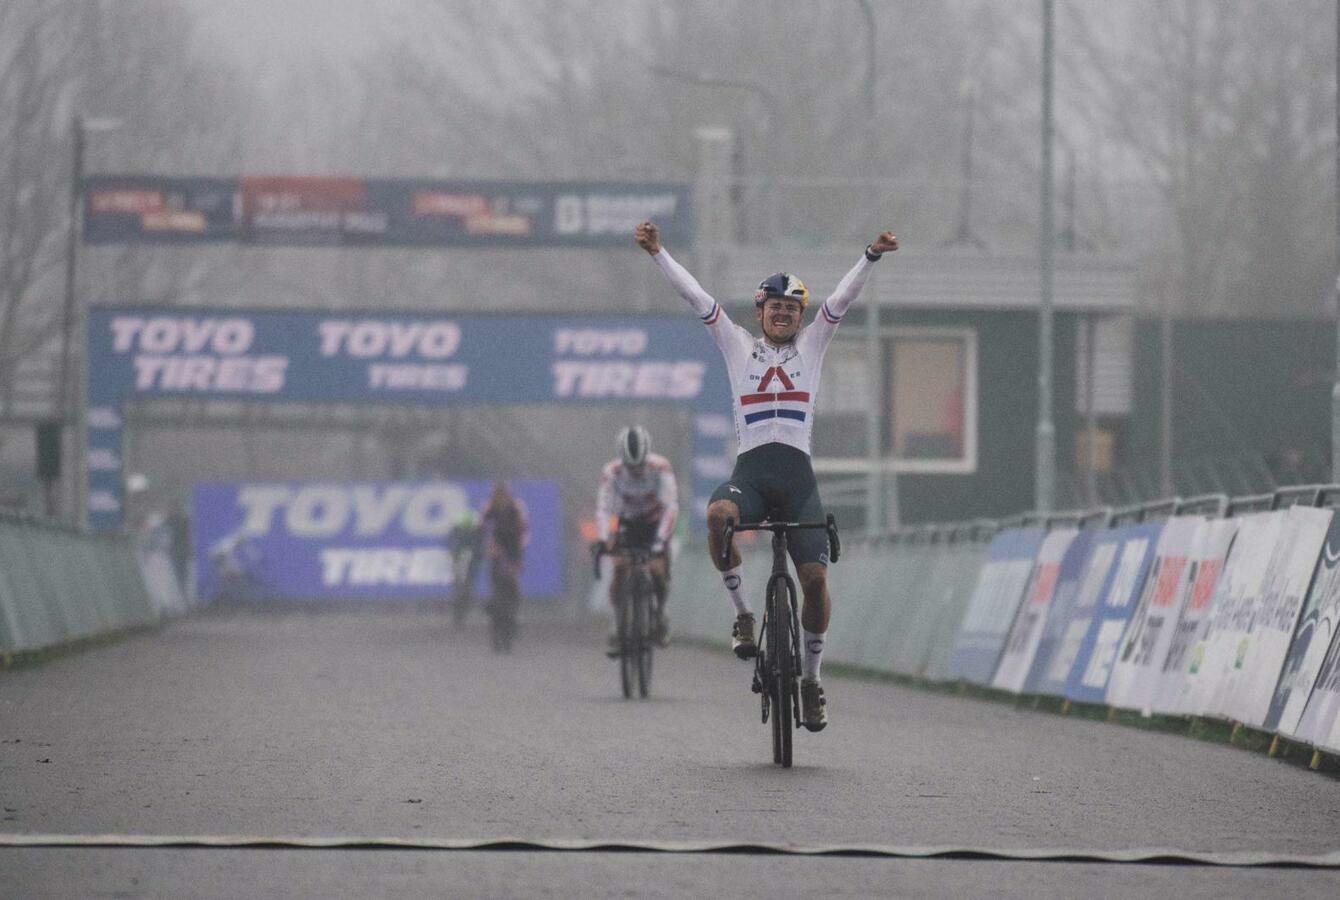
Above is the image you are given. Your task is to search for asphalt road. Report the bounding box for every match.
[2,605,1339,897]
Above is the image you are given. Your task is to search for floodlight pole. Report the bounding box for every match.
[61,115,120,526]
[1036,0,1057,512]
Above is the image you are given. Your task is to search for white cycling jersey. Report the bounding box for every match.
[596,453,679,545]
[651,247,879,455]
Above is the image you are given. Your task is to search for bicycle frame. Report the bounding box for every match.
[593,540,663,699]
[720,514,840,767]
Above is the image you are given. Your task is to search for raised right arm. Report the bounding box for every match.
[652,247,723,325]
[637,221,751,354]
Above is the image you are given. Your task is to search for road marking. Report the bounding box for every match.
[1,834,1338,869]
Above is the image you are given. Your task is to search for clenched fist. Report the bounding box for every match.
[634,221,661,255]
[870,231,899,254]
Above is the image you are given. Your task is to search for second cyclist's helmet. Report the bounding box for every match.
[617,425,651,467]
[755,272,810,308]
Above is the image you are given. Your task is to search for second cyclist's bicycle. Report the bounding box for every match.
[593,541,659,699]
[720,514,840,768]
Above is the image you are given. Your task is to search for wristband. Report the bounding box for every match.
[865,244,883,262]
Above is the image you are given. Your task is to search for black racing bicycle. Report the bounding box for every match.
[593,541,658,699]
[720,514,840,768]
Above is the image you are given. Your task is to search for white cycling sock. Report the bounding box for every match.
[802,629,826,681]
[722,567,750,615]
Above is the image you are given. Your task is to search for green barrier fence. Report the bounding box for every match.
[0,512,159,658]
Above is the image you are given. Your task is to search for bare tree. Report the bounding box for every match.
[0,0,247,428]
[1063,0,1335,317]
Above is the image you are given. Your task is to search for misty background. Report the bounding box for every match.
[0,1,1335,552]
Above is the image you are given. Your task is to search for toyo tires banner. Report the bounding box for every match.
[86,308,732,532]
[193,480,561,602]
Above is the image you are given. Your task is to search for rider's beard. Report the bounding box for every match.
[765,319,797,343]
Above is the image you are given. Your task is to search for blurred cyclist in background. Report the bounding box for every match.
[446,507,484,626]
[590,426,678,654]
[481,480,529,649]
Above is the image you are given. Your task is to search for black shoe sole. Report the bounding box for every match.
[802,721,827,732]
[733,644,758,660]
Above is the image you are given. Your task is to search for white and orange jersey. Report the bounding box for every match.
[596,453,679,545]
[650,247,879,455]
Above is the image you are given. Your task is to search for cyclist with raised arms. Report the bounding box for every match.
[635,220,898,732]
[591,425,679,652]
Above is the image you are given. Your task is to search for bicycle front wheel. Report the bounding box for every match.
[769,574,795,768]
[634,571,653,699]
[617,593,634,699]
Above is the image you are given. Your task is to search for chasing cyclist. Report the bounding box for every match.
[481,480,529,649]
[635,220,898,732]
[591,426,679,654]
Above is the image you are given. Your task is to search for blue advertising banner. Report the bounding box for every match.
[1063,521,1164,704]
[84,176,691,248]
[1021,529,1097,696]
[87,307,731,531]
[947,526,1045,685]
[194,480,561,601]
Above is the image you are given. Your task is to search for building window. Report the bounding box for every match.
[814,327,977,475]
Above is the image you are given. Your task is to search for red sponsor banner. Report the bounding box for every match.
[1152,557,1188,607]
[1030,563,1061,606]
[1187,559,1222,611]
[240,176,368,216]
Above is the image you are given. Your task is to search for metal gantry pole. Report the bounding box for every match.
[854,0,888,533]
[1036,0,1057,512]
[59,116,85,525]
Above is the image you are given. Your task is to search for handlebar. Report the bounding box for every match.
[718,513,841,568]
[592,542,663,579]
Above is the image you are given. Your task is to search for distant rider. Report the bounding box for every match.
[481,480,529,639]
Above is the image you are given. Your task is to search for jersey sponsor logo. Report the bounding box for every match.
[740,365,810,425]
[757,366,795,391]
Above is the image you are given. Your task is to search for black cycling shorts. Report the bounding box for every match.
[615,519,671,580]
[709,443,828,567]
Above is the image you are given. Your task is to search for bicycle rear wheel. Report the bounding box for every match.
[770,574,795,768]
[633,571,654,699]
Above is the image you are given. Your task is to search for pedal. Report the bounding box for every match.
[751,674,763,694]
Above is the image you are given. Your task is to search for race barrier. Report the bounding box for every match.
[0,511,166,659]
[671,485,1340,767]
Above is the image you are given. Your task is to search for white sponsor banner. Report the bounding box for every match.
[1216,506,1332,728]
[1298,615,1340,752]
[1271,515,1340,740]
[1172,513,1283,719]
[1151,519,1239,716]
[991,529,1078,694]
[1105,517,1200,714]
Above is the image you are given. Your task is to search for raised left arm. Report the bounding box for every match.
[816,231,898,326]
